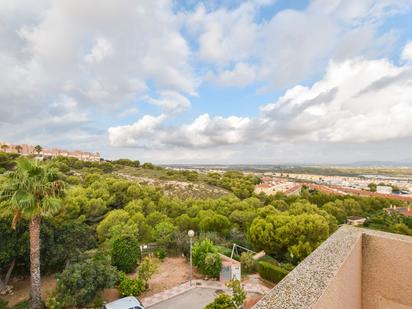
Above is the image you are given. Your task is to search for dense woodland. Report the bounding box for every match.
[0,152,411,308]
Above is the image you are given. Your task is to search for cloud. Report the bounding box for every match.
[401,41,412,62]
[2,0,412,163]
[109,54,412,149]
[85,38,113,63]
[146,91,191,114]
[0,0,197,118]
[261,57,412,142]
[206,63,257,87]
[0,0,197,151]
[185,0,412,89]
[185,2,259,66]
[108,114,167,147]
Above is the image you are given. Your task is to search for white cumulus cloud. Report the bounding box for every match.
[109,53,412,150]
[146,91,191,114]
[401,41,412,62]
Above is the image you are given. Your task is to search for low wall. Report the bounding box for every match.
[253,226,412,309]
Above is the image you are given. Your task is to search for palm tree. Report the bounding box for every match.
[15,145,22,154]
[34,145,43,155]
[0,158,64,309]
[1,144,9,152]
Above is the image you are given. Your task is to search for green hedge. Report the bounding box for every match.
[257,261,289,283]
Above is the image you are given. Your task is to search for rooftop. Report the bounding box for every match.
[253,226,412,309]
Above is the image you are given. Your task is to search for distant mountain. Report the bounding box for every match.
[347,161,412,167]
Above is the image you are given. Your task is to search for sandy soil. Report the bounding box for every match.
[244,294,263,309]
[103,256,202,302]
[0,275,56,307]
[141,256,202,298]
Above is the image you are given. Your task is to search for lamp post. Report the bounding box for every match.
[188,230,195,286]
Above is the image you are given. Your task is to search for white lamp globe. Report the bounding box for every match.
[188,230,195,238]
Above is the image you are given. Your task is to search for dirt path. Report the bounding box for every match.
[0,275,56,307]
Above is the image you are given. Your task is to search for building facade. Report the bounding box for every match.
[0,141,100,162]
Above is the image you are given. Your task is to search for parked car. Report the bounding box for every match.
[103,296,145,309]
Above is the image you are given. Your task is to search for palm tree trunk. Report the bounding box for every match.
[29,216,42,309]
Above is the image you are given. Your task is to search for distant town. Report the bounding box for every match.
[0,141,100,162]
[166,166,412,204]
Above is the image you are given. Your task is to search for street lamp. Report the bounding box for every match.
[188,230,195,286]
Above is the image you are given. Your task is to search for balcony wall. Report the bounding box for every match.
[253,226,412,309]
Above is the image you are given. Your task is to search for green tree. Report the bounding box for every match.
[322,201,347,223]
[154,221,177,248]
[0,158,64,309]
[249,212,330,262]
[15,145,22,154]
[368,183,377,192]
[0,220,28,291]
[54,255,117,307]
[96,209,138,243]
[1,144,9,152]
[112,236,141,273]
[199,214,232,236]
[41,220,96,271]
[34,145,42,155]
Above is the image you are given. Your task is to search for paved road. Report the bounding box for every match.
[148,288,217,309]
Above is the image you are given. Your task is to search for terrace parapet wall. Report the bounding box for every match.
[253,225,412,309]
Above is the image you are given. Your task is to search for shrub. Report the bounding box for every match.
[112,236,141,273]
[54,255,118,307]
[193,239,217,267]
[10,301,29,309]
[138,256,158,283]
[203,253,221,278]
[257,261,289,283]
[46,296,64,309]
[226,280,246,307]
[155,248,167,260]
[192,239,221,278]
[0,299,8,309]
[204,294,236,309]
[118,273,146,297]
[240,252,256,273]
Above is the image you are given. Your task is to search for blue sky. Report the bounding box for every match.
[1,0,412,164]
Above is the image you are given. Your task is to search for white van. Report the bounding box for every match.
[103,296,145,309]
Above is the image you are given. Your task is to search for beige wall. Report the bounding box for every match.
[314,235,363,309]
[362,234,412,309]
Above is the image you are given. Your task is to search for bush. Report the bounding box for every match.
[155,248,167,260]
[215,245,233,257]
[193,239,217,267]
[193,240,221,278]
[10,301,29,309]
[138,256,158,282]
[240,251,256,273]
[204,294,236,309]
[0,299,8,309]
[54,255,118,307]
[118,273,146,297]
[203,253,221,278]
[226,280,246,307]
[112,236,141,273]
[257,261,289,283]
